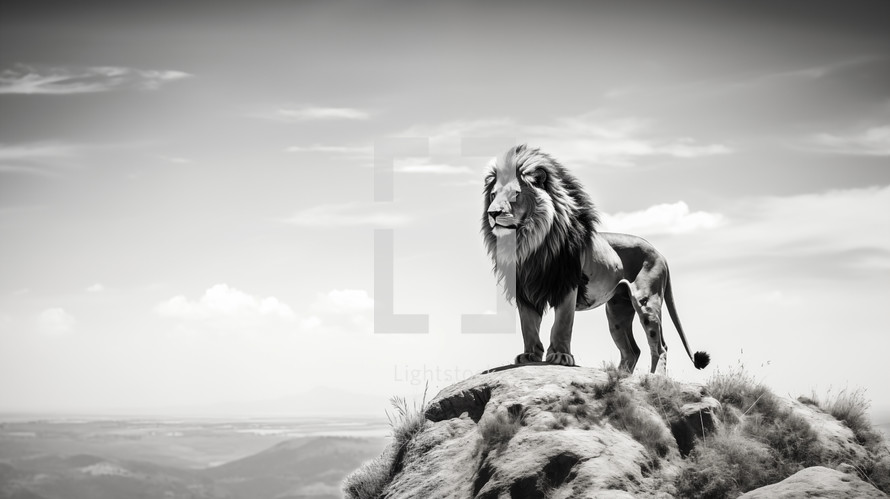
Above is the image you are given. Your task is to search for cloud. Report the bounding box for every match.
[285,144,372,155]
[306,289,374,334]
[311,289,374,314]
[0,143,76,160]
[675,185,890,282]
[395,158,474,175]
[285,203,411,228]
[400,118,515,141]
[37,308,76,336]
[397,113,731,167]
[156,284,295,328]
[159,156,193,164]
[726,56,880,91]
[527,114,732,166]
[807,125,890,156]
[733,185,890,257]
[601,201,726,235]
[85,283,104,293]
[0,142,79,177]
[605,56,880,102]
[275,106,369,121]
[0,64,191,94]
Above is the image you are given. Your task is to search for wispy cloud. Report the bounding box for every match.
[274,106,369,121]
[528,114,732,166]
[605,56,881,101]
[0,142,79,177]
[85,283,105,293]
[0,64,191,95]
[311,289,374,314]
[727,56,881,91]
[285,144,372,154]
[679,185,890,278]
[806,125,890,156]
[398,114,730,167]
[285,203,411,228]
[303,289,374,334]
[395,158,474,175]
[601,201,726,236]
[156,284,295,328]
[737,185,890,257]
[159,156,193,165]
[37,308,76,336]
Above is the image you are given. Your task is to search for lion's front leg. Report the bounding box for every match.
[546,288,578,366]
[516,302,545,364]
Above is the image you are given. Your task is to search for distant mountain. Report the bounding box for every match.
[0,454,229,499]
[163,386,390,418]
[204,436,386,499]
[0,436,386,499]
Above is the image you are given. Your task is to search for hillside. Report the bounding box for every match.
[344,364,890,498]
[203,437,386,498]
[0,436,385,499]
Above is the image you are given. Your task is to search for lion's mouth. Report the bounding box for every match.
[490,215,518,229]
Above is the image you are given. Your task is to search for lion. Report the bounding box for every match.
[482,144,710,374]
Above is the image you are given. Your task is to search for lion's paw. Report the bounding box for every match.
[545,352,576,366]
[515,353,543,364]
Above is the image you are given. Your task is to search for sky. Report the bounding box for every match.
[1,0,889,419]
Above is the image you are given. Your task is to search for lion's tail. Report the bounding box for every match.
[665,268,710,370]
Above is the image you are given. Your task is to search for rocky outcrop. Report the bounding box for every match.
[737,466,886,498]
[345,365,888,498]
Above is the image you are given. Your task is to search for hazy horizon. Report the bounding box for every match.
[2,1,889,417]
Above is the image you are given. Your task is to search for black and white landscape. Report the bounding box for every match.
[0,416,387,499]
[1,1,889,497]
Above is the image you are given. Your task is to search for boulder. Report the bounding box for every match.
[739,466,886,498]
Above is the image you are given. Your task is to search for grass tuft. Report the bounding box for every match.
[707,366,779,417]
[675,430,780,498]
[816,387,884,452]
[342,450,396,499]
[342,385,428,499]
[479,404,526,449]
[679,364,890,495]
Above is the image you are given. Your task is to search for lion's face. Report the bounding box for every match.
[483,146,560,260]
[484,170,542,237]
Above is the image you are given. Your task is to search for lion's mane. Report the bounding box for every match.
[482,145,600,315]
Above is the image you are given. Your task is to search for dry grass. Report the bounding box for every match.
[804,387,889,492]
[386,389,429,454]
[675,430,780,498]
[342,386,428,499]
[744,411,824,468]
[678,365,890,495]
[479,404,526,449]
[706,365,781,422]
[604,389,673,460]
[342,450,396,499]
[816,387,884,452]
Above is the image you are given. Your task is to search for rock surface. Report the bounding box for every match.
[346,365,888,499]
[384,365,711,498]
[737,466,887,498]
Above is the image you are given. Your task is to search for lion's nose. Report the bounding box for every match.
[488,209,504,219]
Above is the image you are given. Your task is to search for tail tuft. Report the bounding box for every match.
[693,351,710,370]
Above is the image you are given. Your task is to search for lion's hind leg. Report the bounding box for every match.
[606,291,640,373]
[633,292,667,375]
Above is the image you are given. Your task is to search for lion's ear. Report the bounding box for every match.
[532,170,547,185]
